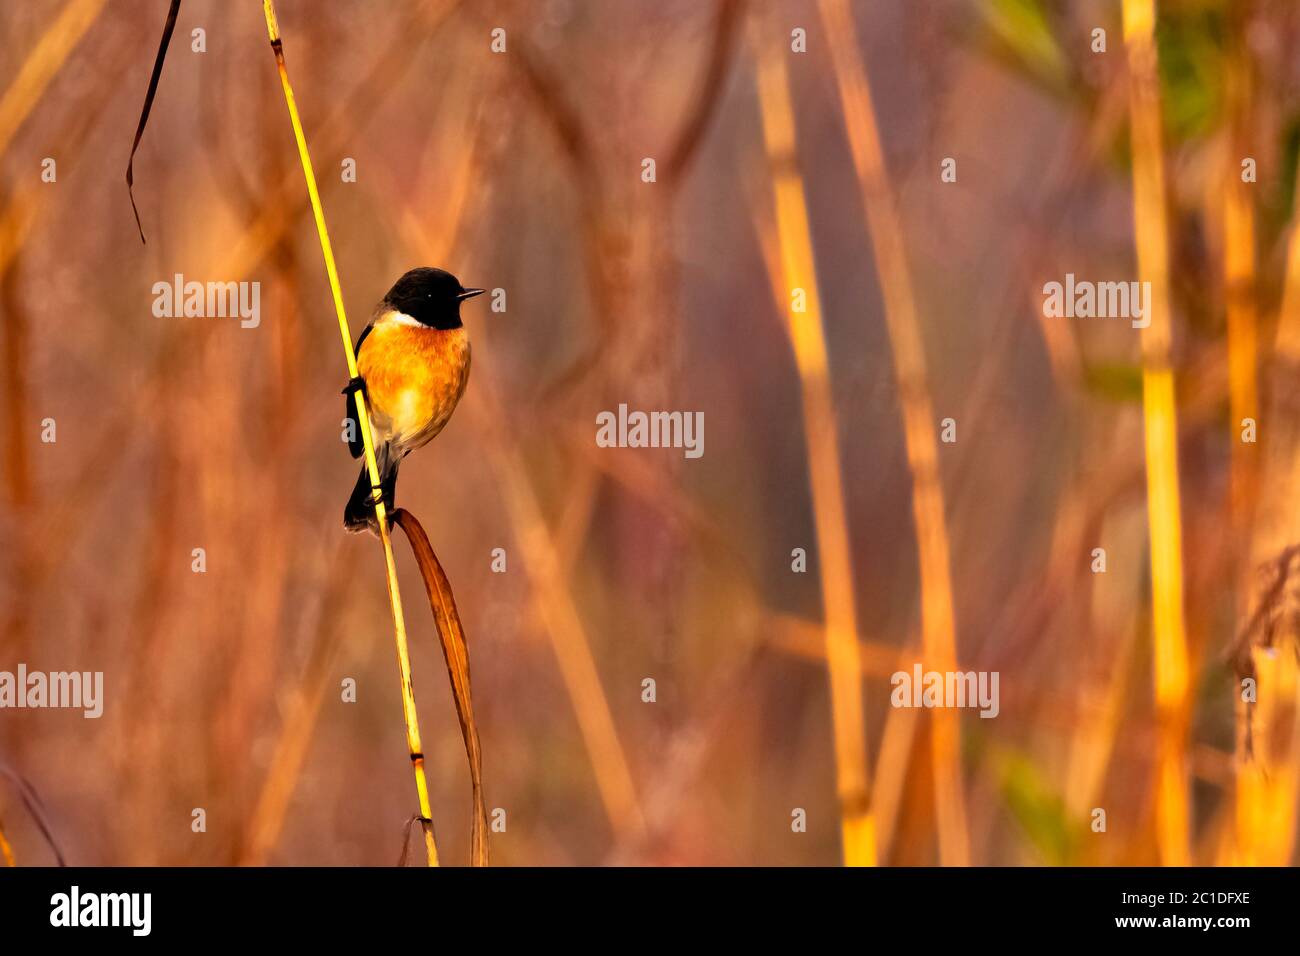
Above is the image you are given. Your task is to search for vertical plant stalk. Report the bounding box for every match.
[261,0,438,867]
[749,159,922,865]
[1121,0,1191,867]
[1221,13,1263,866]
[238,541,351,865]
[751,21,875,867]
[1223,38,1257,532]
[477,392,647,838]
[0,173,37,282]
[1,242,30,505]
[1,240,35,750]
[817,0,969,866]
[1240,34,1300,872]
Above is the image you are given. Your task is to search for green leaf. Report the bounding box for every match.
[1155,3,1226,143]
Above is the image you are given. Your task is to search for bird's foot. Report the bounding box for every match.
[365,483,400,528]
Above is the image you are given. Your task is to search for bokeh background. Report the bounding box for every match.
[1,0,1299,866]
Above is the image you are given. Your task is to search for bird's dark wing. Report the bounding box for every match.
[345,392,363,459]
[344,321,376,459]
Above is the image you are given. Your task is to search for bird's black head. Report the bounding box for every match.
[383,267,484,330]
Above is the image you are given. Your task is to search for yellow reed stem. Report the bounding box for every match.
[0,0,105,160]
[1122,0,1191,867]
[262,0,438,867]
[748,177,927,861]
[751,21,874,867]
[817,0,968,865]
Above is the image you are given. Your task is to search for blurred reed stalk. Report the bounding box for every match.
[473,377,647,839]
[1121,0,1191,867]
[204,65,305,814]
[0,0,105,159]
[0,228,33,670]
[1220,5,1263,866]
[751,17,874,867]
[817,0,969,865]
[1239,47,1300,871]
[2,31,120,763]
[238,541,351,866]
[0,187,36,285]
[749,172,922,862]
[1222,17,1258,533]
[261,0,439,867]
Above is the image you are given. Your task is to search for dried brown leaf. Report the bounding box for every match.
[392,509,488,867]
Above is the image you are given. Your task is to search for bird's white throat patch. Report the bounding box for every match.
[382,310,425,328]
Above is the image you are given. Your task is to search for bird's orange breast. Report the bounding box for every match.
[357,314,470,450]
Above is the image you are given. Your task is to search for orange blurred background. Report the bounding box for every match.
[1,0,1298,866]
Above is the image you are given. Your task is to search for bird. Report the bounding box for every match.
[342,267,484,533]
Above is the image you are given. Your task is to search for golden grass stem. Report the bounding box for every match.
[1121,0,1191,867]
[751,18,874,867]
[816,0,969,865]
[261,0,438,867]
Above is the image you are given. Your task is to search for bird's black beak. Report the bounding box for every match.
[456,287,486,301]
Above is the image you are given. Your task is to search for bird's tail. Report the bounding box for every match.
[343,445,399,534]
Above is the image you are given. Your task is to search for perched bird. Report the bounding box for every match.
[343,267,484,533]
